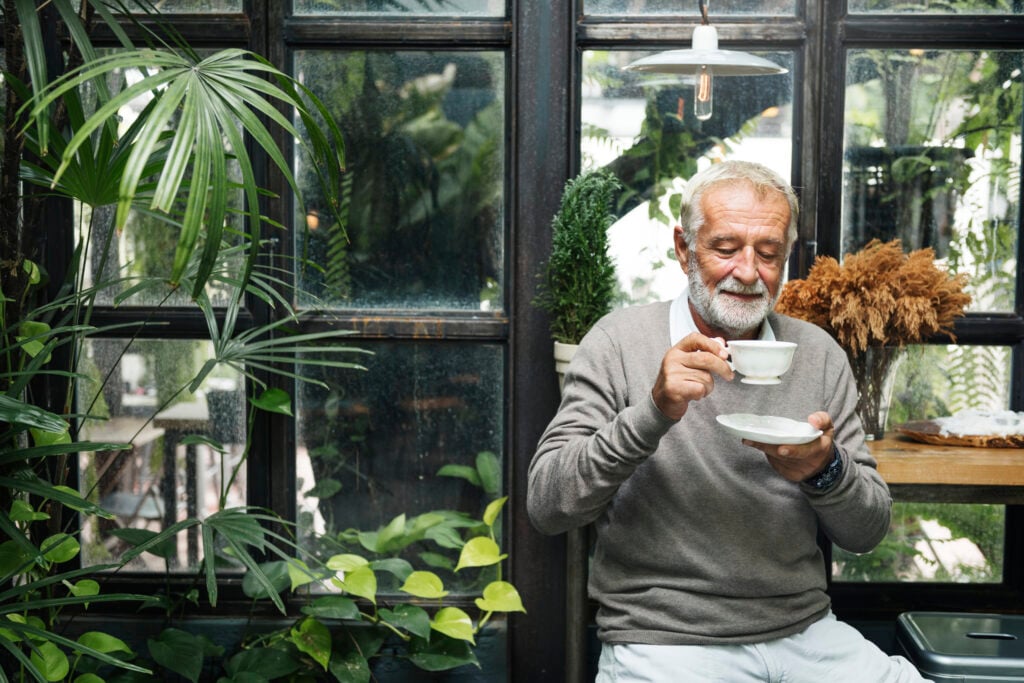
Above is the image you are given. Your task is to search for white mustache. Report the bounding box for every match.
[716,278,767,296]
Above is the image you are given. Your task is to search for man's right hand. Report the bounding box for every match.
[652,333,734,420]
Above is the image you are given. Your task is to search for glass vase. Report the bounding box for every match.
[849,346,904,441]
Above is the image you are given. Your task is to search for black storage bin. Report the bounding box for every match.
[897,612,1024,682]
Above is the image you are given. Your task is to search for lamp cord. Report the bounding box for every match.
[698,0,709,25]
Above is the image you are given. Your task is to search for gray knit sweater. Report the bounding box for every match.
[527,301,892,645]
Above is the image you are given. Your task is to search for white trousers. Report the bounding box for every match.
[595,612,932,683]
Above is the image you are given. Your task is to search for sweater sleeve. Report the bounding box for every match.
[527,324,676,536]
[800,343,893,554]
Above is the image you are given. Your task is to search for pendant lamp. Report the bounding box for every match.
[624,0,787,121]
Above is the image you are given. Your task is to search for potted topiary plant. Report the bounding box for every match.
[533,168,622,390]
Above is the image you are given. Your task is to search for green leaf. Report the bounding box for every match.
[0,540,31,578]
[454,537,506,572]
[305,478,342,499]
[375,513,407,552]
[107,528,177,560]
[429,607,475,644]
[325,553,368,573]
[482,496,507,528]
[436,464,481,487]
[300,595,359,620]
[18,320,52,362]
[29,422,70,446]
[251,388,292,415]
[475,451,501,495]
[241,561,290,600]
[41,533,79,564]
[205,509,267,550]
[399,571,448,600]
[31,641,69,682]
[369,557,413,582]
[328,649,371,683]
[65,579,99,601]
[149,629,218,683]
[72,674,105,683]
[9,499,48,522]
[75,631,133,656]
[407,633,479,672]
[225,645,301,679]
[286,558,320,591]
[334,564,376,605]
[289,617,330,671]
[0,395,65,432]
[379,604,431,640]
[473,580,526,613]
[418,551,455,571]
[423,525,464,550]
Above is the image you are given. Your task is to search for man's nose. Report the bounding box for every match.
[731,247,759,283]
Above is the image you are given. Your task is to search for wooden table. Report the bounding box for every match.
[869,434,1024,503]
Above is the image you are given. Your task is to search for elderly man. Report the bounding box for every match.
[527,161,929,682]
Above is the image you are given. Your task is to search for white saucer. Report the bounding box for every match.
[716,413,823,445]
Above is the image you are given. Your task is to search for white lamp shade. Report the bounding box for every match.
[625,49,788,76]
[625,24,787,77]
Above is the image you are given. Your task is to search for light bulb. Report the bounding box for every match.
[695,64,713,121]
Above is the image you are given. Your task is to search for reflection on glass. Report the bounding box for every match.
[584,0,796,15]
[841,49,1021,313]
[77,339,246,571]
[888,345,1012,426]
[141,0,242,10]
[294,0,504,15]
[581,49,794,306]
[850,0,1022,13]
[833,344,1010,584]
[296,342,504,595]
[293,51,506,311]
[833,503,1005,583]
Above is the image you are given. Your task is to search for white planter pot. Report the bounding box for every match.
[553,341,579,393]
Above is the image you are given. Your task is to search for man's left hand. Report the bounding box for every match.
[742,411,835,482]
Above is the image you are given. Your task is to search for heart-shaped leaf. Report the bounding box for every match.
[473,580,526,613]
[455,536,506,572]
[429,607,475,644]
[399,571,448,599]
[289,617,330,671]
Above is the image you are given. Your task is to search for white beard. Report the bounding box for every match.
[687,253,777,337]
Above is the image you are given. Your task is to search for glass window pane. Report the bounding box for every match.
[138,0,242,11]
[77,204,242,308]
[833,503,1005,582]
[584,0,796,15]
[293,0,505,17]
[581,49,794,306]
[294,51,506,311]
[841,49,1022,313]
[833,344,1010,584]
[78,339,246,571]
[296,341,505,595]
[850,0,1022,14]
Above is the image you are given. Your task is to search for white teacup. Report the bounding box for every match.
[727,340,797,385]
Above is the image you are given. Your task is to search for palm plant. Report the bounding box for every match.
[0,2,367,680]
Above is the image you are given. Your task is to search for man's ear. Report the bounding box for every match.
[673,225,690,274]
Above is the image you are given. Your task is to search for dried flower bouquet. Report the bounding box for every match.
[775,239,971,438]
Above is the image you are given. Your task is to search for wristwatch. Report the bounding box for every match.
[804,447,843,492]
